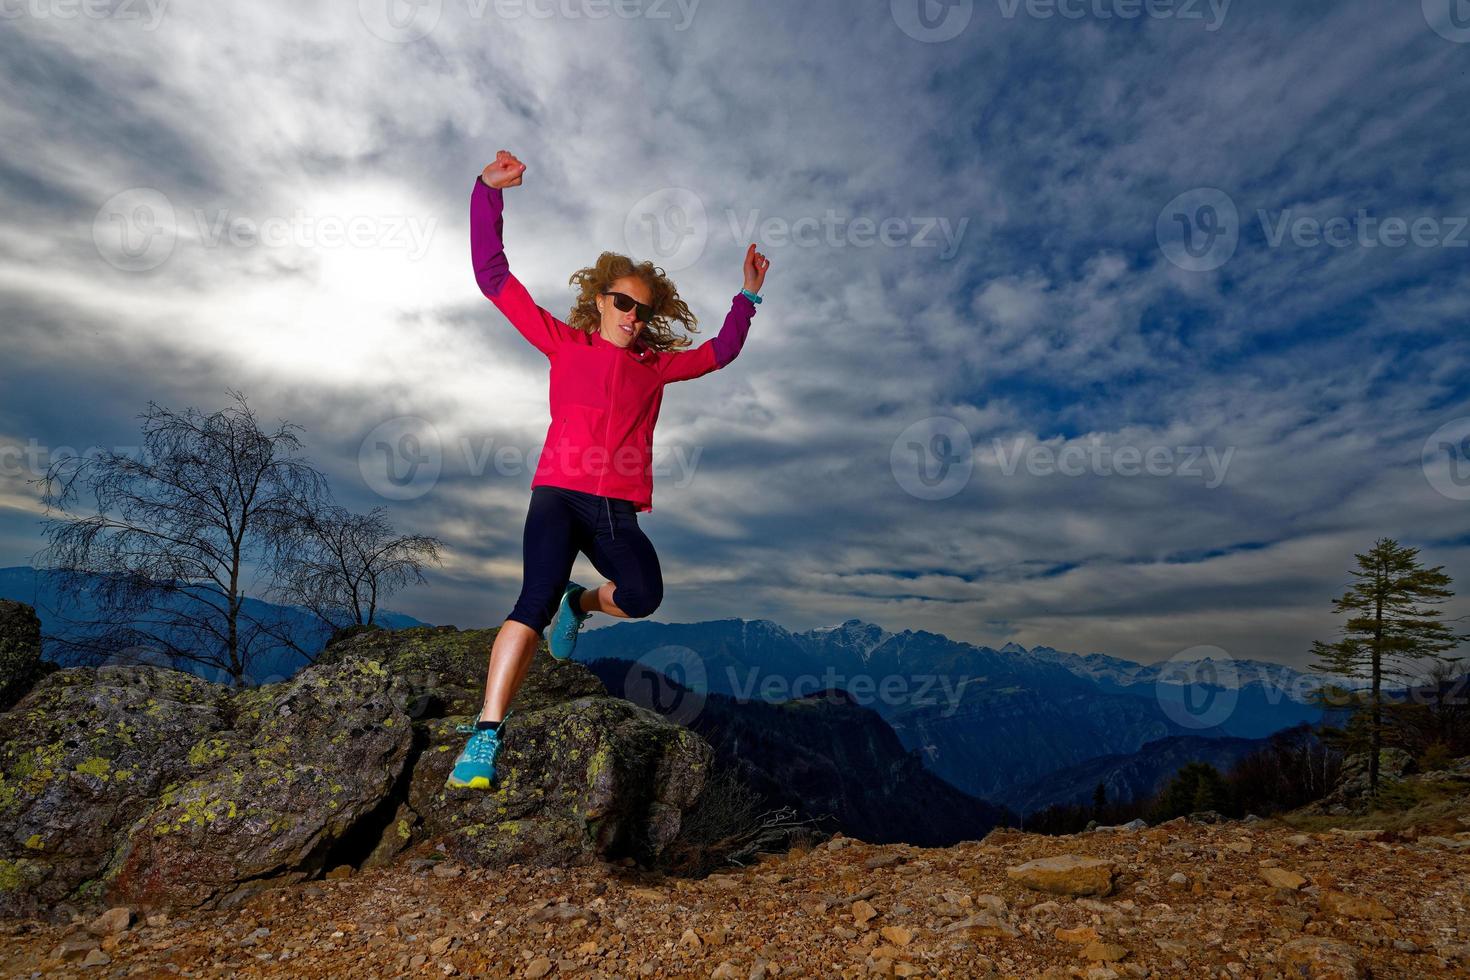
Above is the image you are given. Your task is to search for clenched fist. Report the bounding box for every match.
[482,149,526,190]
[743,242,771,294]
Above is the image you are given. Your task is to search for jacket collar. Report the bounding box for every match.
[591,329,652,360]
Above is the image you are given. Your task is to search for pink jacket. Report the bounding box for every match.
[471,176,759,512]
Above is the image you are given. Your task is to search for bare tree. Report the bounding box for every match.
[27,388,329,686]
[266,503,442,645]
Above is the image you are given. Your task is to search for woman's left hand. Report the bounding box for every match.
[743,243,770,294]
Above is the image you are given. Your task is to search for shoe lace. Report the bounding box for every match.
[454,724,500,764]
[558,592,587,639]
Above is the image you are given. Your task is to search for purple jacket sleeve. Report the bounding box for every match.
[471,176,576,358]
[712,293,757,368]
[470,177,511,298]
[659,292,758,384]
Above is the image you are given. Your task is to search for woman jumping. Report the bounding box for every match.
[447,149,771,790]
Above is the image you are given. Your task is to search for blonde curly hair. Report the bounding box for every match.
[567,252,700,353]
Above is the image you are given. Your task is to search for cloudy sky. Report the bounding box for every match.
[2,0,1468,671]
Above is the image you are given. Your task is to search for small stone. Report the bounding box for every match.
[1320,890,1394,920]
[1057,926,1100,944]
[55,934,100,961]
[1079,941,1129,962]
[1167,872,1189,888]
[1279,937,1364,978]
[432,863,464,879]
[711,962,741,979]
[1006,855,1117,897]
[430,936,453,955]
[879,926,914,946]
[865,853,904,869]
[1261,868,1308,890]
[86,907,133,936]
[81,948,111,968]
[942,913,1018,938]
[680,927,702,948]
[525,956,554,978]
[851,900,878,926]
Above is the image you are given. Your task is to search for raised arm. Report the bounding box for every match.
[658,292,759,384]
[659,242,770,384]
[470,151,576,359]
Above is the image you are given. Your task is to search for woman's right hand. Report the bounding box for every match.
[482,150,526,189]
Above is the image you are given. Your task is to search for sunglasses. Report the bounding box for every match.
[602,290,654,324]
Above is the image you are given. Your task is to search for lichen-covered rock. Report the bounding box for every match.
[321,624,712,869]
[0,664,231,919]
[0,600,57,713]
[412,696,711,868]
[104,655,413,911]
[317,623,604,719]
[1,624,717,919]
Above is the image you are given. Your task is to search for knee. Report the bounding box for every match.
[615,582,663,619]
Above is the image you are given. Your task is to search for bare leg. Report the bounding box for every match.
[579,581,633,618]
[478,620,541,722]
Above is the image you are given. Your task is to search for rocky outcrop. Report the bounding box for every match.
[0,600,57,712]
[1298,747,1418,816]
[0,664,232,919]
[0,624,716,921]
[103,656,415,911]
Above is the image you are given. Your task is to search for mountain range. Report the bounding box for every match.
[573,616,1336,810]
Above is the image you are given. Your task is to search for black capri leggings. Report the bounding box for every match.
[506,484,664,635]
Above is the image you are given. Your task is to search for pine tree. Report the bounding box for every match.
[1308,538,1469,798]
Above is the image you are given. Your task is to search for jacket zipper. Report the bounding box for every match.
[604,352,623,539]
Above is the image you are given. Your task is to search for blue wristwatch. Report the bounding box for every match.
[741,288,763,304]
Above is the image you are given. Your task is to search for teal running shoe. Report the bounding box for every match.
[445,711,514,790]
[548,581,590,660]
